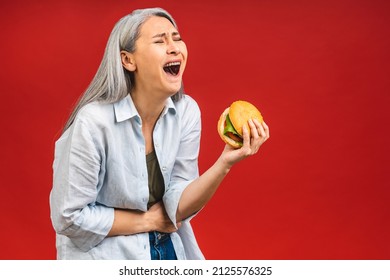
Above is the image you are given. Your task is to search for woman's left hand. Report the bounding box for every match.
[221,119,270,168]
[177,119,269,221]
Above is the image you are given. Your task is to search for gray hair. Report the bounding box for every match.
[63,8,183,132]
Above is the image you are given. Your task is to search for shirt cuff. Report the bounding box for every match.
[61,205,115,252]
[163,180,195,228]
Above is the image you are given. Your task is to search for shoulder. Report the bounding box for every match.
[75,101,115,129]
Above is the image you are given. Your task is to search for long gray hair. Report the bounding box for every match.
[63,8,183,132]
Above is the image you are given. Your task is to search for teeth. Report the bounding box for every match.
[164,61,181,67]
[163,61,181,76]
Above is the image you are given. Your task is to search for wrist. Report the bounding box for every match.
[217,155,233,174]
[143,210,156,232]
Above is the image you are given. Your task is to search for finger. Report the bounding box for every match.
[261,121,270,138]
[241,123,251,147]
[252,119,266,138]
[162,226,178,234]
[247,119,263,153]
[257,122,267,138]
[252,118,262,128]
[248,119,259,139]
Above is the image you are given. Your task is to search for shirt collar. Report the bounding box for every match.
[114,95,138,123]
[114,94,177,123]
[161,97,177,117]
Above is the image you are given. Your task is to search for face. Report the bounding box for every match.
[123,16,188,97]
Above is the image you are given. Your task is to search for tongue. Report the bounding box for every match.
[164,65,179,75]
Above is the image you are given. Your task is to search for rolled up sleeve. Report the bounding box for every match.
[50,117,114,251]
[163,97,201,226]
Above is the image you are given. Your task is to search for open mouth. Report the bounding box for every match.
[163,61,181,76]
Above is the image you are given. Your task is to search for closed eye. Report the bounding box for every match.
[152,32,183,43]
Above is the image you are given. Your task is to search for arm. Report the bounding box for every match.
[176,119,270,221]
[50,118,114,251]
[107,202,180,236]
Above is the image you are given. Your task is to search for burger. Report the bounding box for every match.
[217,100,263,148]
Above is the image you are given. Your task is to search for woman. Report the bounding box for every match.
[50,7,269,260]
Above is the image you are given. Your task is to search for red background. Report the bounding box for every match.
[1,0,389,259]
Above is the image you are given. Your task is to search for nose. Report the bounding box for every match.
[166,40,180,55]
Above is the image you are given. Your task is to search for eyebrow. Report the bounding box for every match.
[152,31,181,38]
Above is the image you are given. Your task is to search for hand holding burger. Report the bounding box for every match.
[218,100,267,149]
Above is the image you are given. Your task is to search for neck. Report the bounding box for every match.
[131,89,166,125]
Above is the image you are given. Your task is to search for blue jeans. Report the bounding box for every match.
[149,231,177,260]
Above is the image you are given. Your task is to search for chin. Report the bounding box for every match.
[165,81,182,95]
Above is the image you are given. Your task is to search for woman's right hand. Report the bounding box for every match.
[147,202,181,233]
[108,202,180,237]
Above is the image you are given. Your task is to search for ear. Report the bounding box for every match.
[120,51,136,71]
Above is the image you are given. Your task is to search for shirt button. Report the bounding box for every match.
[162,166,167,172]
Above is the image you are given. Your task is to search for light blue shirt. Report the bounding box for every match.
[50,94,204,259]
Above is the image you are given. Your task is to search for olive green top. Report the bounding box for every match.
[146,150,165,209]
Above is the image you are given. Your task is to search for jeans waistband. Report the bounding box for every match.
[149,231,170,245]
